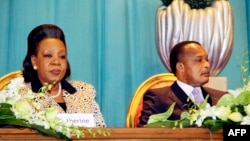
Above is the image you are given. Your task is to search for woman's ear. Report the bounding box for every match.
[31,55,37,70]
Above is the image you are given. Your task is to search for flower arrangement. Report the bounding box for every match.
[146,49,249,131]
[161,0,215,9]
[145,81,250,131]
[0,77,109,141]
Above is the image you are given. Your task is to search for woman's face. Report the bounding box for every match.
[31,38,67,85]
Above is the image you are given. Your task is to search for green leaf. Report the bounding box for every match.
[180,112,190,119]
[146,118,192,128]
[202,119,225,131]
[0,115,16,119]
[161,0,215,9]
[0,103,12,108]
[0,113,15,119]
[184,0,214,9]
[216,94,236,107]
[198,95,210,109]
[0,118,30,127]
[0,103,13,112]
[145,120,176,127]
[236,91,250,105]
[161,0,173,6]
[0,118,71,140]
[177,118,193,127]
[147,103,176,124]
[30,124,71,141]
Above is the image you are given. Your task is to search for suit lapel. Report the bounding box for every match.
[201,87,213,105]
[171,82,194,109]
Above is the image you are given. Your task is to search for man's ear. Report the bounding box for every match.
[176,62,185,72]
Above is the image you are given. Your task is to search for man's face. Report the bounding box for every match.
[177,43,210,87]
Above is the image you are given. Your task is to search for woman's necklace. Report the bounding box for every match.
[51,83,61,98]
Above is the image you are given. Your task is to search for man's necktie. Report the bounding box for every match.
[192,88,203,103]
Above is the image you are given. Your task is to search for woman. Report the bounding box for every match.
[22,24,106,127]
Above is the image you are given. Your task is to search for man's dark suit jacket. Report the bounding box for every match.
[138,81,227,127]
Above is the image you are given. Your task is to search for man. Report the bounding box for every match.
[138,41,226,127]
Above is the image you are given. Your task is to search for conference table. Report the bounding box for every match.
[0,127,223,141]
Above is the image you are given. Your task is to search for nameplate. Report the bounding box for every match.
[57,113,95,127]
[223,125,250,141]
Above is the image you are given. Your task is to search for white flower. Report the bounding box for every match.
[228,112,243,122]
[194,104,218,126]
[195,117,203,127]
[217,106,231,121]
[244,104,250,116]
[227,89,241,97]
[11,99,34,119]
[241,116,250,125]
[45,105,58,120]
[8,77,25,92]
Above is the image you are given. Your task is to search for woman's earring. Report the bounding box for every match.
[33,66,37,70]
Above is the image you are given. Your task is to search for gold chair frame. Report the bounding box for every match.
[126,73,177,128]
[0,70,22,90]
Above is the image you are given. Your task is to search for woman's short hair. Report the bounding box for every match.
[169,41,201,75]
[22,24,71,82]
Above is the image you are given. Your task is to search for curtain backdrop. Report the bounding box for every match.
[0,0,248,127]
